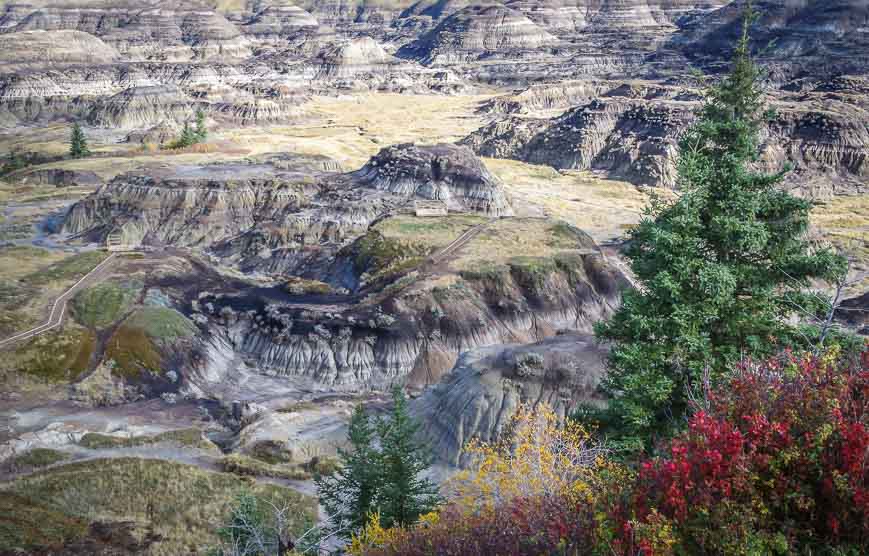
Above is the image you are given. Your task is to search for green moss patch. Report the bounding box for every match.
[124,307,196,341]
[104,308,195,378]
[78,429,219,453]
[72,282,140,329]
[1,457,317,555]
[105,324,162,377]
[3,327,95,383]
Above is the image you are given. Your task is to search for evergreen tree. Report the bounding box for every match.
[69,122,90,158]
[194,108,208,143]
[179,121,197,148]
[316,404,382,540]
[593,6,846,444]
[376,386,442,529]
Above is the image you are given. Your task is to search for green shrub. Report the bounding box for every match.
[4,448,70,472]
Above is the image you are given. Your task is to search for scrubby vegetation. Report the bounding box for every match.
[349,230,432,285]
[71,281,140,329]
[3,327,95,383]
[2,448,70,474]
[78,428,218,452]
[353,351,869,555]
[0,150,56,178]
[218,454,313,482]
[167,109,208,149]
[1,458,316,555]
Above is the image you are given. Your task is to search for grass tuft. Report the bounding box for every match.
[78,428,219,453]
[2,327,95,383]
[1,458,317,555]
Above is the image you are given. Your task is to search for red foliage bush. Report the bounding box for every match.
[618,350,869,555]
[359,350,868,555]
[361,494,596,556]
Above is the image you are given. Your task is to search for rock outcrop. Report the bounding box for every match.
[197,241,624,387]
[353,143,513,215]
[61,143,513,256]
[87,85,195,129]
[397,4,558,65]
[0,29,119,68]
[242,5,319,41]
[672,0,869,78]
[411,332,607,464]
[463,78,869,193]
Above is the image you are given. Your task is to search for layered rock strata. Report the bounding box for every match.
[464,79,869,193]
[411,332,607,464]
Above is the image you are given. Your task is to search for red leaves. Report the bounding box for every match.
[622,351,869,552]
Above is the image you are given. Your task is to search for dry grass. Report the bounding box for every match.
[0,457,317,556]
[0,326,95,383]
[811,194,869,295]
[451,217,596,272]
[78,428,220,453]
[0,245,65,282]
[0,250,109,337]
[201,93,495,170]
[484,159,669,242]
[374,214,488,248]
[1,94,495,185]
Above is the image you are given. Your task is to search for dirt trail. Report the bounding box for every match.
[0,253,121,350]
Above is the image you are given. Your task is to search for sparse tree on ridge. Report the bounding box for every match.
[69,122,91,158]
[194,108,208,143]
[591,5,848,445]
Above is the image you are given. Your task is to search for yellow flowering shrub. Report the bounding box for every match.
[447,403,608,513]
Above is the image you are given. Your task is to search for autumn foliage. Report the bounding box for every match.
[353,405,609,555]
[354,350,869,556]
[616,349,869,555]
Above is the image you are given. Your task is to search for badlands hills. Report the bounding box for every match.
[0,1,867,553]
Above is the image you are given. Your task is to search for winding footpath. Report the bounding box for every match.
[0,253,119,350]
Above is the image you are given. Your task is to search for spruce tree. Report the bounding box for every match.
[316,404,382,540]
[69,122,90,158]
[593,6,846,444]
[376,386,441,529]
[179,121,197,148]
[194,108,208,143]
